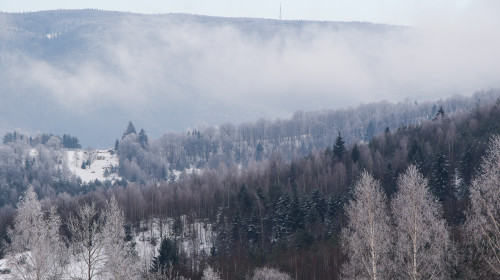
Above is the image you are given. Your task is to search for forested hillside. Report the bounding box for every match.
[117,90,500,183]
[1,96,500,279]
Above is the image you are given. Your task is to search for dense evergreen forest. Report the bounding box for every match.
[1,95,500,279]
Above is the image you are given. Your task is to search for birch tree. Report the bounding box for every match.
[465,135,500,275]
[8,186,67,280]
[392,165,452,280]
[68,201,106,280]
[341,171,392,280]
[102,196,141,280]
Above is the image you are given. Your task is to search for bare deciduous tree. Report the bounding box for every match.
[341,171,392,280]
[8,186,67,280]
[392,165,452,280]
[465,135,500,275]
[67,201,106,280]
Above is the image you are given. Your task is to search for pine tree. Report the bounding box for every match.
[431,152,450,201]
[433,106,445,120]
[333,132,346,159]
[273,195,291,240]
[138,129,149,149]
[122,121,137,139]
[151,238,178,273]
[365,121,375,141]
[288,187,304,232]
[255,143,264,161]
[351,144,360,163]
[311,189,326,222]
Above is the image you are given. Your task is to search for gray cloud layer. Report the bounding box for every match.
[0,5,499,146]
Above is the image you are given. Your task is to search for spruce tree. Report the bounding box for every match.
[151,238,178,273]
[431,153,449,201]
[138,128,149,149]
[351,144,360,163]
[333,132,346,159]
[122,121,136,139]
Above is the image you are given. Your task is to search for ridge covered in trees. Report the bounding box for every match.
[1,95,500,278]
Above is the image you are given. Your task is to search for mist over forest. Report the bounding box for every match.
[1,10,500,147]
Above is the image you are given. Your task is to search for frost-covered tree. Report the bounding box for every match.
[341,171,392,280]
[465,135,500,275]
[251,267,292,280]
[8,186,67,280]
[103,196,141,280]
[392,165,453,280]
[201,266,221,280]
[68,201,106,280]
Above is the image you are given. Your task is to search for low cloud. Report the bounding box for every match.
[1,6,500,144]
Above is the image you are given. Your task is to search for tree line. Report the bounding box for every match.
[115,90,500,183]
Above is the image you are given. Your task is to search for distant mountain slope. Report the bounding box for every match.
[0,10,401,147]
[0,10,498,147]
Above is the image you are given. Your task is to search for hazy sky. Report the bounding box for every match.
[1,0,476,25]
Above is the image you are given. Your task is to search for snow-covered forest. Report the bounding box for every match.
[1,95,500,279]
[1,7,500,280]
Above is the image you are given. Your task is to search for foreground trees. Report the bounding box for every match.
[102,196,141,280]
[68,201,107,279]
[7,186,67,280]
[342,166,453,279]
[465,135,500,276]
[68,198,141,280]
[392,166,453,280]
[341,172,391,280]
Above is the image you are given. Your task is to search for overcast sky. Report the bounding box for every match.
[0,0,479,26]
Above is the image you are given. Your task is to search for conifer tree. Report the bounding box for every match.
[138,129,149,149]
[122,121,137,139]
[431,152,450,201]
[351,144,360,163]
[333,132,346,159]
[151,238,178,273]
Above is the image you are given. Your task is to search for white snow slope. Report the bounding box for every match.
[66,149,121,183]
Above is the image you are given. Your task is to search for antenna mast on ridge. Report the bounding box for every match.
[279,4,282,20]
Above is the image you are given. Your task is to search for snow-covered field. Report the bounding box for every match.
[66,149,121,183]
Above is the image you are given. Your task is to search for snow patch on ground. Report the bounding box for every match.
[0,218,214,279]
[134,217,214,272]
[66,149,121,183]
